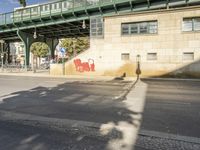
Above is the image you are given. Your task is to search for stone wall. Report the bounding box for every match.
[51,6,200,77]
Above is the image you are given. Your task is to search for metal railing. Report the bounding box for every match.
[0,0,114,26]
[0,64,28,73]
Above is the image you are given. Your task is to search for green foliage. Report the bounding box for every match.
[18,0,59,7]
[18,0,26,7]
[30,42,49,58]
[60,37,89,57]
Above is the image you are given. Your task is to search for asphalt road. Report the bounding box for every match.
[0,75,132,124]
[0,75,137,150]
[0,120,108,150]
[1,75,200,150]
[141,78,200,138]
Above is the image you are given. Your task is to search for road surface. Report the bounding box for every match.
[0,75,200,150]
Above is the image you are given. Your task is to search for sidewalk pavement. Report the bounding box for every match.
[0,71,135,81]
[141,77,200,82]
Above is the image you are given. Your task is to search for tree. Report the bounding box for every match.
[60,37,89,57]
[18,0,26,7]
[30,42,49,71]
[31,42,49,58]
[18,0,58,7]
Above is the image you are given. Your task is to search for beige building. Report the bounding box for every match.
[51,6,200,77]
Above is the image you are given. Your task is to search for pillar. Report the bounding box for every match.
[17,30,33,68]
[17,30,59,68]
[6,42,11,64]
[46,38,59,59]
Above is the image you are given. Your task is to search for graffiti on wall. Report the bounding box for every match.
[74,58,95,72]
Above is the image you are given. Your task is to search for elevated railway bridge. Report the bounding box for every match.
[0,0,200,67]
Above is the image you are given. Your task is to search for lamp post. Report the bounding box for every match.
[33,27,37,39]
[82,20,86,29]
[136,54,141,80]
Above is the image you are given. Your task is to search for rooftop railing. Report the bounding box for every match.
[0,0,114,26]
[1,0,198,26]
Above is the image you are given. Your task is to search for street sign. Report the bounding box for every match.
[60,47,66,54]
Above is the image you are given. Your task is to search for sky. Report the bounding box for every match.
[0,0,50,13]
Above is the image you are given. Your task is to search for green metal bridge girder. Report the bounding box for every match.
[0,0,200,35]
[17,30,59,66]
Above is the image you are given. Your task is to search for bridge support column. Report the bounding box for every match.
[5,42,11,64]
[17,30,59,68]
[17,30,35,69]
[46,38,59,59]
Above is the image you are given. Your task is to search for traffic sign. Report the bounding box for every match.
[60,47,66,54]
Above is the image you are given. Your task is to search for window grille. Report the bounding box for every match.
[90,17,104,38]
[121,53,130,60]
[182,17,200,32]
[121,21,158,35]
[147,53,157,61]
[183,52,194,61]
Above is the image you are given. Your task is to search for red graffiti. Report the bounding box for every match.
[74,59,95,72]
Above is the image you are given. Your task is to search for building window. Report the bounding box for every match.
[45,5,49,11]
[24,9,30,14]
[182,17,200,32]
[130,24,138,34]
[32,7,37,12]
[90,17,104,38]
[121,53,130,60]
[183,52,194,61]
[147,53,157,61]
[53,4,57,9]
[121,21,158,35]
[122,24,129,35]
[63,2,67,8]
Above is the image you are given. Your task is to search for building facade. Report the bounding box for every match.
[62,6,200,77]
[10,42,25,65]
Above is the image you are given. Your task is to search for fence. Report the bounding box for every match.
[0,0,115,26]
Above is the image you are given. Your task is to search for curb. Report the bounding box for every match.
[115,78,139,100]
[141,77,200,82]
[140,129,200,144]
[0,72,136,82]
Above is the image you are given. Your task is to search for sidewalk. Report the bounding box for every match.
[0,71,135,81]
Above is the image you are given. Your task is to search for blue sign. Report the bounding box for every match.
[60,47,66,53]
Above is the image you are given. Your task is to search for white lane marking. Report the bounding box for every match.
[56,94,83,102]
[74,95,101,105]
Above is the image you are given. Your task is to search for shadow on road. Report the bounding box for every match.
[0,79,144,150]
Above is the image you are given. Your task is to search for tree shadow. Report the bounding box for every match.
[0,79,144,150]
